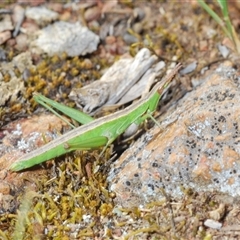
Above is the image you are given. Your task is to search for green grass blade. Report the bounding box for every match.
[217,0,233,39]
[216,0,240,52]
[198,0,231,39]
[217,0,228,16]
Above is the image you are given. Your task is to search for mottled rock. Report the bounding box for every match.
[108,61,240,207]
[0,114,70,213]
[0,114,70,169]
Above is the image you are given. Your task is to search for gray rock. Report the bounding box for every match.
[33,21,100,56]
[25,6,59,25]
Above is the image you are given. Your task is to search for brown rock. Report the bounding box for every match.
[0,31,11,45]
[22,20,40,34]
[84,6,101,22]
[15,33,28,51]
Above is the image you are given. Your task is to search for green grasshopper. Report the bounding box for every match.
[10,63,181,171]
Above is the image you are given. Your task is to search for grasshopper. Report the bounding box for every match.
[10,63,181,171]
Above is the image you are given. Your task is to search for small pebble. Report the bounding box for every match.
[0,48,7,61]
[84,6,101,22]
[123,33,138,45]
[133,7,145,21]
[25,6,59,25]
[218,44,230,58]
[0,15,13,32]
[180,61,197,74]
[0,31,11,45]
[132,22,143,34]
[15,34,28,51]
[204,219,222,230]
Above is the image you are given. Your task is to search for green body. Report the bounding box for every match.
[10,64,181,171]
